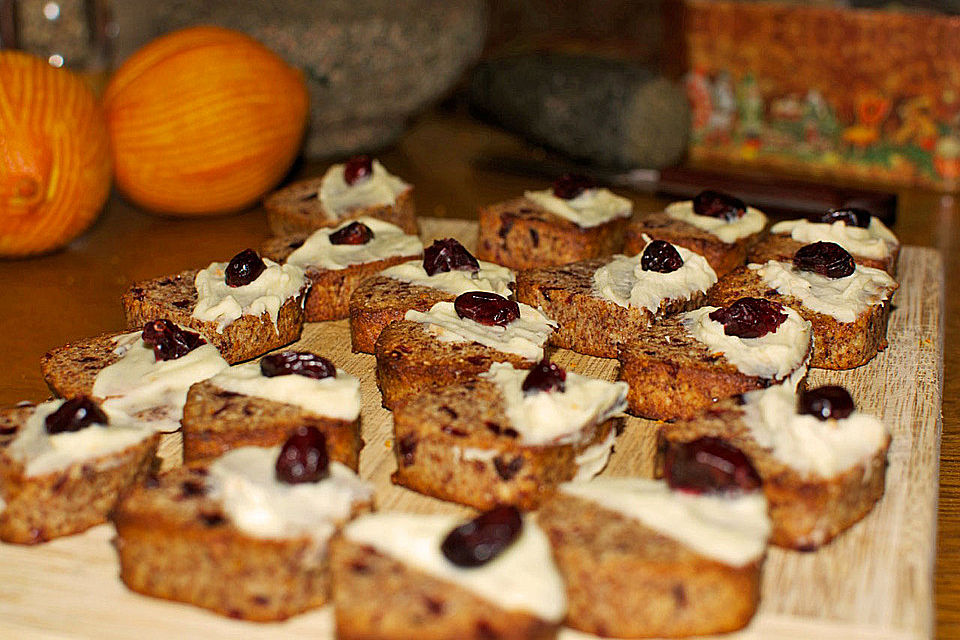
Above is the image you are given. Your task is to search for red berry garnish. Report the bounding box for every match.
[260,351,336,380]
[422,238,480,275]
[798,385,855,420]
[329,221,374,245]
[343,155,374,186]
[45,397,108,434]
[552,173,596,200]
[141,319,206,361]
[793,241,855,279]
[224,248,267,287]
[708,297,787,339]
[641,239,684,273]
[692,189,747,222]
[275,426,330,484]
[454,291,520,327]
[664,437,761,494]
[810,207,871,228]
[521,360,566,395]
[441,505,523,567]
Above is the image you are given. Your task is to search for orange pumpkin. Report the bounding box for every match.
[103,26,309,216]
[0,51,112,257]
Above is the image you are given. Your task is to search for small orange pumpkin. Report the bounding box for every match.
[0,51,112,257]
[103,26,309,216]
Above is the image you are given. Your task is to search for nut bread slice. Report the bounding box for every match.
[349,275,457,353]
[41,331,122,399]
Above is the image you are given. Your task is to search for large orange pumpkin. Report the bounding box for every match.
[103,26,309,216]
[0,51,112,257]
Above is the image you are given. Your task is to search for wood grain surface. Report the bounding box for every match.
[0,218,942,639]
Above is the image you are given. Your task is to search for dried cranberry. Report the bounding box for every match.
[810,207,871,228]
[552,173,596,200]
[441,505,523,568]
[343,155,373,186]
[708,297,787,339]
[641,239,684,273]
[793,241,855,279]
[260,351,336,380]
[224,249,266,287]
[422,238,480,275]
[521,360,566,395]
[692,190,747,222]
[329,221,374,245]
[798,385,855,421]
[142,319,206,361]
[454,291,520,327]
[275,426,329,484]
[45,397,108,434]
[664,437,761,494]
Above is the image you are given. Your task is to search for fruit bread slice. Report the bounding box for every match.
[477,174,632,270]
[391,361,626,510]
[708,241,899,370]
[658,383,890,550]
[617,297,812,420]
[623,189,768,277]
[264,156,418,236]
[375,293,557,410]
[330,508,565,640]
[112,429,373,621]
[349,237,515,353]
[0,397,159,544]
[261,217,423,322]
[122,248,310,364]
[515,237,716,358]
[182,351,363,467]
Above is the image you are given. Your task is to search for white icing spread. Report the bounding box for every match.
[682,306,811,380]
[741,384,889,477]
[749,260,897,323]
[319,160,409,217]
[344,512,566,622]
[664,200,767,243]
[206,362,361,422]
[192,257,307,333]
[93,331,229,432]
[207,447,372,547]
[523,187,632,228]
[404,301,556,362]
[560,478,770,567]
[480,362,627,446]
[381,259,515,298]
[6,400,153,477]
[285,217,422,271]
[573,427,618,481]
[771,217,899,260]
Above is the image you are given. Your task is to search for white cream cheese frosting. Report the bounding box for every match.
[206,362,361,422]
[682,305,811,380]
[404,301,556,361]
[560,478,770,567]
[573,428,618,481]
[748,260,897,323]
[318,159,409,217]
[344,512,566,622]
[192,257,306,333]
[664,200,767,243]
[285,217,422,271]
[93,331,229,432]
[771,217,898,260]
[381,259,515,298]
[523,187,632,228]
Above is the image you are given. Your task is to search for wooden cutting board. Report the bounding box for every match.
[0,219,942,640]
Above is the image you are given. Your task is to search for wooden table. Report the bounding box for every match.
[0,110,955,637]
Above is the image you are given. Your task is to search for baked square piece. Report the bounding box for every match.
[122,248,310,364]
[617,297,812,420]
[0,397,159,544]
[624,189,768,277]
[264,155,417,236]
[477,173,632,270]
[391,360,626,509]
[515,237,717,358]
[261,217,422,321]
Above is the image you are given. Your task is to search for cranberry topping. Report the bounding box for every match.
[798,385,855,421]
[142,319,206,361]
[343,155,374,186]
[692,189,747,222]
[664,437,761,494]
[441,505,523,568]
[521,360,566,395]
[641,239,684,273]
[45,397,108,434]
[454,291,520,327]
[260,351,336,380]
[810,207,871,228]
[224,248,267,287]
[793,241,855,279]
[275,426,329,484]
[422,238,480,276]
[552,173,596,200]
[329,221,374,245]
[708,297,787,339]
